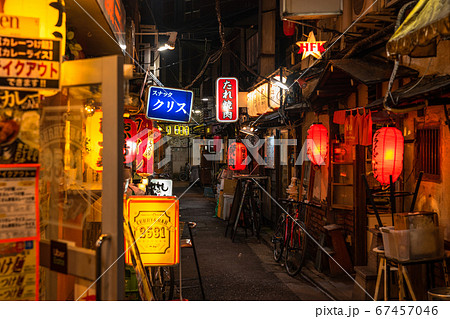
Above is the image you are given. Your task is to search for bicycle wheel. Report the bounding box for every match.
[148,266,174,300]
[179,171,188,181]
[285,220,307,276]
[272,214,286,262]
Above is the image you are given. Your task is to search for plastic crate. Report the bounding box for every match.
[381,226,444,261]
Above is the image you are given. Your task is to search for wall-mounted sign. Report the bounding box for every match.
[0,164,39,301]
[0,240,38,300]
[0,90,39,164]
[0,36,61,90]
[1,0,66,49]
[146,86,193,123]
[150,179,172,196]
[163,124,189,136]
[296,31,326,60]
[0,164,39,241]
[0,14,39,38]
[216,77,239,122]
[125,196,180,266]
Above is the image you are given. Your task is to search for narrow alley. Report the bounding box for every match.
[174,182,332,301]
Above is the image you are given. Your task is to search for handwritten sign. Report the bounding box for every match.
[0,35,61,90]
[0,240,38,300]
[146,86,193,123]
[0,164,39,241]
[150,179,172,196]
[125,196,179,266]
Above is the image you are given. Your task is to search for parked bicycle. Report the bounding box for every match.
[272,199,320,276]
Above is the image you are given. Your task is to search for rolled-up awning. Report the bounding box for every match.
[387,0,450,58]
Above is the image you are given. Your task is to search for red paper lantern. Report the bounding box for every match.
[372,127,404,185]
[283,20,295,36]
[228,142,247,171]
[307,124,328,166]
[135,115,154,177]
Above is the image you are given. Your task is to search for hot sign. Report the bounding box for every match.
[216,77,238,122]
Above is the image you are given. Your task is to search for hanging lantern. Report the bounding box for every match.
[228,142,247,171]
[135,115,154,177]
[372,127,404,185]
[85,111,103,171]
[283,20,295,36]
[307,124,328,166]
[124,119,137,165]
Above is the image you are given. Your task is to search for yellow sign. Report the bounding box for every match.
[125,196,179,266]
[296,31,326,60]
[0,240,38,301]
[164,124,190,136]
[0,14,39,37]
[85,111,103,172]
[2,0,66,48]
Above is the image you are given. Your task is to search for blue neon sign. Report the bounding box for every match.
[146,86,193,123]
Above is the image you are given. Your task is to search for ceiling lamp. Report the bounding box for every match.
[372,127,404,185]
[228,142,247,171]
[307,124,328,166]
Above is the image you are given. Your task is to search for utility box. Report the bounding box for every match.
[281,0,343,20]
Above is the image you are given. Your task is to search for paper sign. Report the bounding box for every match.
[0,240,38,300]
[0,164,39,241]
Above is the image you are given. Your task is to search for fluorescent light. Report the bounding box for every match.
[201,98,209,101]
[194,110,202,114]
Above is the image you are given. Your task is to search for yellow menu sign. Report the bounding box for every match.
[125,196,179,266]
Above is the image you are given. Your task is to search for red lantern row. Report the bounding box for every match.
[372,127,404,185]
[307,124,328,166]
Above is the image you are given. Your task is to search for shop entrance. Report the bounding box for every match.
[39,56,124,300]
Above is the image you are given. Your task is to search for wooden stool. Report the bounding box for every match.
[373,247,414,301]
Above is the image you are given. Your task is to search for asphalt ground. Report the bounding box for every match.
[173,182,333,301]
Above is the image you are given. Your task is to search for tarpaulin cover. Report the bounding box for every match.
[387,0,450,57]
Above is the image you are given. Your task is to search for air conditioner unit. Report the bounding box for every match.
[352,0,381,21]
[281,0,343,20]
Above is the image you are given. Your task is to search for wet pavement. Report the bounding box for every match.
[173,182,332,301]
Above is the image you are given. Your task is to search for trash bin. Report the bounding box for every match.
[428,287,450,301]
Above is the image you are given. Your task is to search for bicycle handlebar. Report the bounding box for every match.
[278,198,321,209]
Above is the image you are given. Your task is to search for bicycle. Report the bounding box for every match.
[147,266,174,301]
[272,199,320,276]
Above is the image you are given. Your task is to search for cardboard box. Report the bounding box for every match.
[394,212,438,230]
[223,178,237,195]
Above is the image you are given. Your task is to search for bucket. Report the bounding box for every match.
[427,287,450,301]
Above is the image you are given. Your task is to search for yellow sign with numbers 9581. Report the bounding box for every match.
[125,196,179,266]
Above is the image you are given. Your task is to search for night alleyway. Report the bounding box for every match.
[173,181,332,301]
